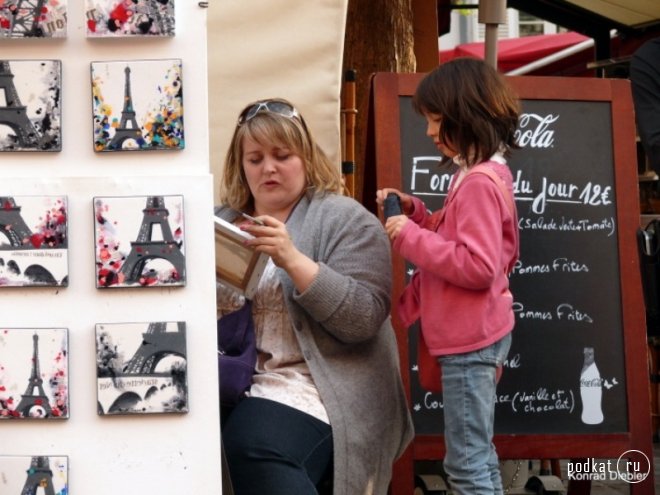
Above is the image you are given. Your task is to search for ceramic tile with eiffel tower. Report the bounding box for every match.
[95,321,188,415]
[0,196,68,287]
[0,0,67,38]
[0,327,69,419]
[0,60,62,151]
[93,194,186,288]
[85,0,174,37]
[91,59,184,152]
[0,455,68,494]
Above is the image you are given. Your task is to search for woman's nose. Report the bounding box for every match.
[262,156,277,173]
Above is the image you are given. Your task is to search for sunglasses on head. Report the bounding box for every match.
[237,100,300,126]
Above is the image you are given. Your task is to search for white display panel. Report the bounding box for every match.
[0,176,221,494]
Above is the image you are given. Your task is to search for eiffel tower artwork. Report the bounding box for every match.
[0,196,34,248]
[0,328,68,419]
[0,60,62,151]
[96,321,188,415]
[0,0,67,38]
[0,60,39,148]
[85,0,175,37]
[15,332,53,418]
[0,195,69,287]
[122,321,186,374]
[0,456,68,494]
[92,59,184,152]
[94,195,186,288]
[107,65,145,150]
[20,456,56,495]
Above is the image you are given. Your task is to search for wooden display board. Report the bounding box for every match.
[372,72,654,494]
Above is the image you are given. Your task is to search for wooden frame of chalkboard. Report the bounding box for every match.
[372,72,654,494]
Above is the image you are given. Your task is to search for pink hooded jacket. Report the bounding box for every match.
[394,161,519,356]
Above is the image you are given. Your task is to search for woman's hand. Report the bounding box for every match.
[240,215,319,292]
[240,215,294,266]
[375,188,414,216]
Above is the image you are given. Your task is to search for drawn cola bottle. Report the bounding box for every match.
[580,347,604,424]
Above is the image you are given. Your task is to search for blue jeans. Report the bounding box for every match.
[222,397,333,495]
[439,333,512,495]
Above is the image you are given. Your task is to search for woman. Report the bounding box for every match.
[216,98,413,494]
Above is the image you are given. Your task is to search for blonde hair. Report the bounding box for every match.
[219,99,343,211]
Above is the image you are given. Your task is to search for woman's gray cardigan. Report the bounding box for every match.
[216,191,414,494]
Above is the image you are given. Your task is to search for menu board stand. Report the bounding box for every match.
[372,72,654,495]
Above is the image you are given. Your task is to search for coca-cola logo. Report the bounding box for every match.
[515,113,559,148]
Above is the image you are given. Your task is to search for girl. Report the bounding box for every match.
[377,58,521,495]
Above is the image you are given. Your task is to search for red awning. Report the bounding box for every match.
[439,32,591,73]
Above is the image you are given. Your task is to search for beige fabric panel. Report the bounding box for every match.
[565,0,660,27]
[207,0,348,199]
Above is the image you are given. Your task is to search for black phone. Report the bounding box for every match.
[383,193,402,219]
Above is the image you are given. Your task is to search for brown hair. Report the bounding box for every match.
[412,57,521,167]
[219,98,342,211]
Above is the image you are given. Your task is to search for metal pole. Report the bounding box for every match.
[341,69,357,198]
[478,0,507,68]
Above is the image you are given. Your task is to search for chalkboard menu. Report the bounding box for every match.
[373,73,653,484]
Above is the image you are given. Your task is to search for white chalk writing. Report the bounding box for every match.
[511,388,574,414]
[512,257,589,275]
[518,216,616,236]
[512,302,593,323]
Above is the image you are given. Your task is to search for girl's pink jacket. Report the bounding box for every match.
[393,161,520,356]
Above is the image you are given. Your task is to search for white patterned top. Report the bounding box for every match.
[217,259,329,424]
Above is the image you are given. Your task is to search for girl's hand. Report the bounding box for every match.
[375,188,414,216]
[384,215,408,241]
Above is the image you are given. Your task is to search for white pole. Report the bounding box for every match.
[505,38,595,75]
